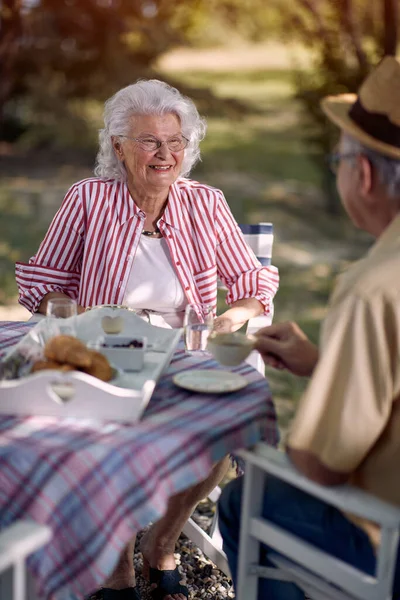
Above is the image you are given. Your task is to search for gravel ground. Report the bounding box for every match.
[133,501,235,600]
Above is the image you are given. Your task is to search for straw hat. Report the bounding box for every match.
[321,56,400,159]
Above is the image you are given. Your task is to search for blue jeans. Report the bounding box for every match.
[218,476,400,600]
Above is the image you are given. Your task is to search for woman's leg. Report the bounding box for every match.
[140,456,231,599]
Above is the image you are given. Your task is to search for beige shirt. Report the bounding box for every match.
[288,214,400,546]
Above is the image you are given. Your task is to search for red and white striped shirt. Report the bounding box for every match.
[16,178,279,314]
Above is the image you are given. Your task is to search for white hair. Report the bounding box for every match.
[94,79,207,181]
[342,134,400,204]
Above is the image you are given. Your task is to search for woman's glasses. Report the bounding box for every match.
[120,134,189,152]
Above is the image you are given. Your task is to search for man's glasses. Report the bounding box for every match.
[327,152,357,174]
[119,134,189,152]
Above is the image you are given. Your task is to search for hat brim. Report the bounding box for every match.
[321,94,400,160]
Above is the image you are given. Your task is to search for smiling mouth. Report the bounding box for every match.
[149,165,173,171]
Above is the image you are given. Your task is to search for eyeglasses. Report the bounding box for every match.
[327,152,357,174]
[119,134,189,152]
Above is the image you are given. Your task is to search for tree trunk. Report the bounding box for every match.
[334,0,369,71]
[0,0,23,121]
[383,0,398,56]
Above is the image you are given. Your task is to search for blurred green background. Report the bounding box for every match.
[1,0,398,429]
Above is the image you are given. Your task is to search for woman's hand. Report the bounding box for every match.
[37,292,85,315]
[254,322,319,376]
[212,315,234,334]
[213,298,264,333]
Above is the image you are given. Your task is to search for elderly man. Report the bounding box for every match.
[218,55,400,600]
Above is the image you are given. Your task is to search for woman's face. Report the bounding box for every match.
[113,113,185,195]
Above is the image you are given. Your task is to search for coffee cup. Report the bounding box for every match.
[207,331,256,366]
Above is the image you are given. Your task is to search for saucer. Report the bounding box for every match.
[173,369,248,394]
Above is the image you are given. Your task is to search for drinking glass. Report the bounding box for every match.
[46,297,77,336]
[184,304,213,353]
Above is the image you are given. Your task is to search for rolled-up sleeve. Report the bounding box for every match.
[215,192,279,315]
[16,185,84,313]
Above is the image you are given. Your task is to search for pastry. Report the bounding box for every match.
[31,360,75,373]
[82,350,113,382]
[44,335,92,368]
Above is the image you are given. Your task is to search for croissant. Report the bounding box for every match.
[82,350,113,382]
[44,335,93,368]
[31,360,75,372]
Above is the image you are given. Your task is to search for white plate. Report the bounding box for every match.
[173,369,248,394]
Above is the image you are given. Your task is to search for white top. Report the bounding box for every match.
[123,235,188,328]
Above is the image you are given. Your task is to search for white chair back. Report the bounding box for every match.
[236,444,400,600]
[240,223,274,373]
[239,222,274,267]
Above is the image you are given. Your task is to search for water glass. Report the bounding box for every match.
[46,297,77,336]
[184,304,213,353]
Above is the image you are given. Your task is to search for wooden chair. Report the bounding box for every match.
[182,223,275,576]
[0,520,52,600]
[236,443,400,600]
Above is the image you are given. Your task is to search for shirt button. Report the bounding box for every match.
[168,235,172,239]
[176,261,181,266]
[185,286,189,291]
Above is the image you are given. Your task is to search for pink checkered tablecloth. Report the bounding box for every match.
[0,321,279,600]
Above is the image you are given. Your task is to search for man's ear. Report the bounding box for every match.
[357,154,374,197]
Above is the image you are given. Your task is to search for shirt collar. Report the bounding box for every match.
[113,179,184,229]
[159,180,183,231]
[368,213,400,259]
[114,181,142,226]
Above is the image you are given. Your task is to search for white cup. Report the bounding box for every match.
[207,331,256,366]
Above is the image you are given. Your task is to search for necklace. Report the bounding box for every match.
[142,227,161,237]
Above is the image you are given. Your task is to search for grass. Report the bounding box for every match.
[0,189,49,302]
[0,59,373,429]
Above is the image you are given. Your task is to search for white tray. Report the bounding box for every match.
[0,309,182,422]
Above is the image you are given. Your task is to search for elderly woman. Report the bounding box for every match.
[16,80,279,600]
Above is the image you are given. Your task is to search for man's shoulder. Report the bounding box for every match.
[334,252,400,305]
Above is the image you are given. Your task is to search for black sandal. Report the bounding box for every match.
[148,566,189,600]
[88,587,141,600]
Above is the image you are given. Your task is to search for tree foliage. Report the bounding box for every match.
[1,0,399,215]
[2,1,198,102]
[1,0,271,144]
[270,0,399,213]
[0,0,213,141]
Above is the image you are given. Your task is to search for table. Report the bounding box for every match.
[0,321,279,600]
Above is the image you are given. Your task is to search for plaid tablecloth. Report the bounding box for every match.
[0,321,279,600]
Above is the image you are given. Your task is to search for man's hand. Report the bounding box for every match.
[254,321,319,376]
